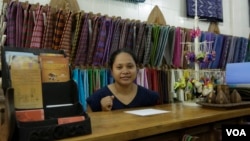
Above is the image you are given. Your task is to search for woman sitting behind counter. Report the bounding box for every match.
[86,48,160,112]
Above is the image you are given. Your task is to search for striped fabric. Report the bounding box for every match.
[163,26,176,66]
[93,69,101,92]
[145,68,152,90]
[239,37,249,62]
[4,2,249,71]
[124,21,135,49]
[74,13,90,66]
[109,18,122,55]
[232,37,242,63]
[21,3,31,48]
[30,5,44,48]
[118,19,128,49]
[0,2,7,47]
[227,35,238,64]
[59,11,73,58]
[142,24,153,65]
[86,16,101,65]
[6,1,17,47]
[154,26,164,66]
[134,22,145,60]
[88,69,94,95]
[88,13,93,49]
[70,11,84,65]
[42,6,55,49]
[102,18,114,66]
[155,26,170,67]
[93,16,112,66]
[209,34,224,69]
[172,27,182,68]
[219,35,232,69]
[157,70,163,104]
[151,68,159,93]
[150,25,160,66]
[137,29,146,64]
[16,2,23,47]
[245,39,250,62]
[132,22,137,51]
[23,5,35,48]
[52,9,65,50]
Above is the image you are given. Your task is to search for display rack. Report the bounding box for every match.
[193,0,200,79]
[181,0,214,105]
[186,0,214,78]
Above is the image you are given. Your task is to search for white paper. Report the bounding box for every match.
[124,108,170,116]
[46,103,73,108]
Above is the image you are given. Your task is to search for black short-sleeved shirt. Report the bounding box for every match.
[86,85,160,112]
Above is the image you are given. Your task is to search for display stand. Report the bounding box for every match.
[193,0,200,79]
[182,0,202,106]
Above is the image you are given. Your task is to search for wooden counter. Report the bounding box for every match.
[59,103,250,141]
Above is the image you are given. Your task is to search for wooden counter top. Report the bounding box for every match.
[59,103,250,141]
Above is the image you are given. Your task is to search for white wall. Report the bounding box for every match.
[20,0,250,38]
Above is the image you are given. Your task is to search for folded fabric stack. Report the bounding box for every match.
[225,62,250,101]
[226,62,250,87]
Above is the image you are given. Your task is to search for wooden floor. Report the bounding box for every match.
[0,89,9,141]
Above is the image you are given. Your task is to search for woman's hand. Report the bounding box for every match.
[100,95,115,111]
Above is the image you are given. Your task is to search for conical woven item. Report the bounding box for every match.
[147,5,167,25]
[206,91,216,103]
[230,89,242,103]
[215,89,230,104]
[208,22,220,34]
[49,0,80,12]
[217,85,230,102]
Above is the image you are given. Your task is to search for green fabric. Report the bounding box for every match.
[88,69,93,95]
[150,25,160,66]
[93,69,100,92]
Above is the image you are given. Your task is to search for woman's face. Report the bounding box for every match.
[111,52,137,86]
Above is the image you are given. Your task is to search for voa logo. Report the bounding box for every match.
[226,129,247,136]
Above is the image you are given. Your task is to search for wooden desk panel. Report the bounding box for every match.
[0,90,9,141]
[59,104,250,141]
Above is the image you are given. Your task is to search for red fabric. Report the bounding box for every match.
[52,9,65,50]
[59,11,73,57]
[30,5,44,48]
[42,6,55,49]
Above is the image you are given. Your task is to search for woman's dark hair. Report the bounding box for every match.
[108,48,138,69]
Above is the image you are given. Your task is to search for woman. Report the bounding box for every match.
[86,48,160,112]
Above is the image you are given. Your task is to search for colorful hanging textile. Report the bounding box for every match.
[42,6,55,49]
[52,9,65,50]
[70,11,84,65]
[30,5,44,48]
[93,16,113,66]
[59,10,73,58]
[6,1,17,47]
[186,0,223,22]
[74,13,90,66]
[16,2,23,47]
[209,34,224,69]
